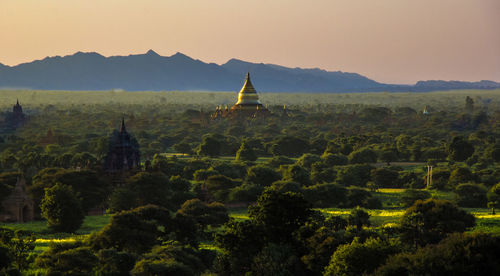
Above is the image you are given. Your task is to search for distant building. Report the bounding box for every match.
[0,176,34,223]
[212,73,270,119]
[423,105,430,115]
[103,118,140,172]
[2,100,27,131]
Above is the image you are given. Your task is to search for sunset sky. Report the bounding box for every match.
[1,0,499,84]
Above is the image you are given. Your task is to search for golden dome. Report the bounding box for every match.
[235,72,262,106]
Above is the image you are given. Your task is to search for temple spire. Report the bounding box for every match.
[120,117,126,133]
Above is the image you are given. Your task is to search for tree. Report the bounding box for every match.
[310,161,337,184]
[348,147,378,164]
[270,136,309,157]
[347,207,371,230]
[40,183,84,233]
[131,242,208,276]
[109,172,172,212]
[0,228,36,271]
[448,136,474,162]
[34,242,97,275]
[374,233,500,276]
[269,180,302,194]
[251,243,300,276]
[235,141,257,162]
[266,155,295,168]
[455,183,487,208]
[399,189,431,207]
[173,142,193,155]
[249,189,312,243]
[488,144,500,162]
[30,168,109,213]
[295,153,321,169]
[246,165,281,187]
[487,182,500,214]
[324,238,401,276]
[205,175,240,202]
[95,249,136,276]
[176,199,229,231]
[321,153,348,166]
[214,221,266,275]
[465,96,474,113]
[197,136,222,157]
[371,168,399,188]
[379,148,398,165]
[346,187,379,208]
[336,164,373,187]
[400,199,475,247]
[449,167,475,186]
[88,205,172,254]
[302,183,347,208]
[282,164,311,186]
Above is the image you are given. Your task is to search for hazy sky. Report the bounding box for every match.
[1,0,499,84]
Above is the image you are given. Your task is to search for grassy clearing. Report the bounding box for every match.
[228,207,249,221]
[0,215,111,254]
[162,153,276,164]
[318,208,404,227]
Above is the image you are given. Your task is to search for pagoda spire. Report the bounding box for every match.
[120,117,126,133]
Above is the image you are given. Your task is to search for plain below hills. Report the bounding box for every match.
[0,50,499,92]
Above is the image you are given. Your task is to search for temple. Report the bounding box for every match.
[2,100,26,131]
[212,73,269,119]
[103,118,140,172]
[0,176,34,223]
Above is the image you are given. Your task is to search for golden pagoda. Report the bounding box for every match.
[226,72,269,118]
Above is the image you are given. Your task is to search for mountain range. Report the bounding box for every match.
[0,50,499,92]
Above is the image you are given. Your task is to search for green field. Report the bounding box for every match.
[0,215,110,254]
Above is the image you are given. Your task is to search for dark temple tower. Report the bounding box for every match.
[103,118,140,172]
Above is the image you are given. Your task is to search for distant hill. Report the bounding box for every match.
[0,50,499,92]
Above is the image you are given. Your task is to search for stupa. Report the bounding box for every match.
[212,73,269,119]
